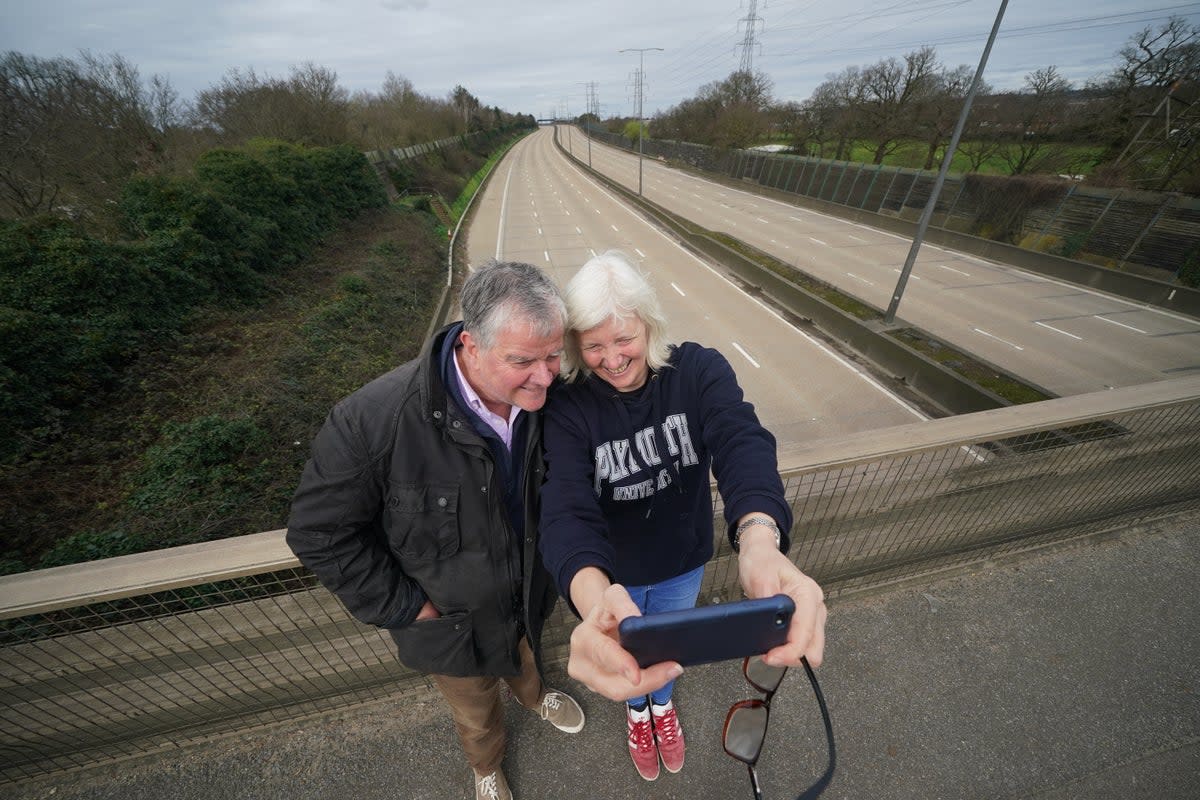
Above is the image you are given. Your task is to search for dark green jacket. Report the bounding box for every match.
[286,324,557,677]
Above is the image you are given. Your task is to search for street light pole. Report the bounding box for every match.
[884,0,1008,324]
[620,47,663,196]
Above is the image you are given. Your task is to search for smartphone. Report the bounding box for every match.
[617,594,795,668]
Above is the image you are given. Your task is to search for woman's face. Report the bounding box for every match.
[577,315,650,392]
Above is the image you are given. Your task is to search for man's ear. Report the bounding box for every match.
[459,329,480,366]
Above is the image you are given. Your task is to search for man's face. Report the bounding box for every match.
[459,318,564,415]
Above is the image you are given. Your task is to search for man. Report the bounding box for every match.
[287,261,584,800]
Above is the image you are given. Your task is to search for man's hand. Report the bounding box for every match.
[415,599,441,621]
[737,527,827,669]
[567,583,684,701]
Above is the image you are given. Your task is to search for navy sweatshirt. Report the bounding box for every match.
[539,341,793,605]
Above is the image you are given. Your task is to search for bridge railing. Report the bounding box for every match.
[3,376,1198,783]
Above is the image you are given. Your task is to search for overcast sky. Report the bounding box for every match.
[2,0,1196,119]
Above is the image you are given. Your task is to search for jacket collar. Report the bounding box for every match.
[420,321,461,430]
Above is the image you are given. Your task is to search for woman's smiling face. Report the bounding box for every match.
[577,314,649,392]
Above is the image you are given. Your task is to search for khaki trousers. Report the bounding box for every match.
[430,638,546,774]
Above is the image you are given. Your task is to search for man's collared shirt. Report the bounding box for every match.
[452,347,521,452]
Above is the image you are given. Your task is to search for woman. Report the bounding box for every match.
[539,250,820,782]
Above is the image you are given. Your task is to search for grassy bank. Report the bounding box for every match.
[0,205,447,574]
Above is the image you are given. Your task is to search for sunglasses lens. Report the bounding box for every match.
[745,656,787,693]
[723,702,769,763]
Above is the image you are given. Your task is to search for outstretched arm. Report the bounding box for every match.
[565,568,685,701]
[735,517,827,668]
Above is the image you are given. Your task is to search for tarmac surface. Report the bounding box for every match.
[8,510,1199,800]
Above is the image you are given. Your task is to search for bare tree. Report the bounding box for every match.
[1091,16,1200,189]
[804,68,862,159]
[857,46,941,164]
[998,66,1076,175]
[450,85,482,131]
[193,64,349,146]
[912,64,982,170]
[653,70,773,149]
[0,50,179,221]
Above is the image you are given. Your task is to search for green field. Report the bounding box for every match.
[763,136,1106,177]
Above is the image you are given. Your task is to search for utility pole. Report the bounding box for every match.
[620,47,663,196]
[884,0,1008,324]
[579,81,597,167]
[738,0,763,74]
[559,96,573,156]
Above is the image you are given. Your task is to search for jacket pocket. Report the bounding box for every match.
[385,482,461,562]
[388,611,477,675]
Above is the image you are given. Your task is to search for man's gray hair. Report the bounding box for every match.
[461,260,567,349]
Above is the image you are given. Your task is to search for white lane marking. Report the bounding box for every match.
[611,224,619,231]
[1035,321,1083,341]
[496,161,516,259]
[789,216,804,222]
[938,264,970,277]
[732,342,760,368]
[538,228,542,235]
[671,282,686,296]
[973,328,1024,350]
[635,248,646,258]
[893,269,921,280]
[809,237,827,246]
[757,217,769,224]
[848,235,865,243]
[1095,315,1147,334]
[544,251,550,262]
[847,273,875,286]
[576,226,582,234]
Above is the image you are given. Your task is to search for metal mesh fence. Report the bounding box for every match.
[3,392,1198,783]
[584,128,1198,278]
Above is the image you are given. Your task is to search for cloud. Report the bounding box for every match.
[380,0,429,10]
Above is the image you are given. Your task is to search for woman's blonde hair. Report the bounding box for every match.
[560,250,673,383]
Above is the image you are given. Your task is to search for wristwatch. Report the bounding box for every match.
[733,516,781,551]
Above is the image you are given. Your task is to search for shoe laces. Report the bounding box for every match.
[628,710,655,752]
[539,692,562,720]
[477,772,500,799]
[653,706,680,745]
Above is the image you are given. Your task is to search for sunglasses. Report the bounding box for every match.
[722,656,836,799]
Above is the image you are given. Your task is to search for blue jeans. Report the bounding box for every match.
[624,564,705,707]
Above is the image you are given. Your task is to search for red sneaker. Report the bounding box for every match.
[627,704,660,781]
[652,700,686,773]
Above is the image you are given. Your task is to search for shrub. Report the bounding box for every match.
[3,142,388,461]
[38,529,149,568]
[127,415,271,516]
[1179,247,1200,288]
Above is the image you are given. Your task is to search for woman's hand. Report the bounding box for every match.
[737,526,827,668]
[567,583,684,701]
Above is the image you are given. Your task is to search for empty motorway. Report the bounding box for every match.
[558,125,1200,399]
[466,126,929,466]
[466,126,1199,459]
